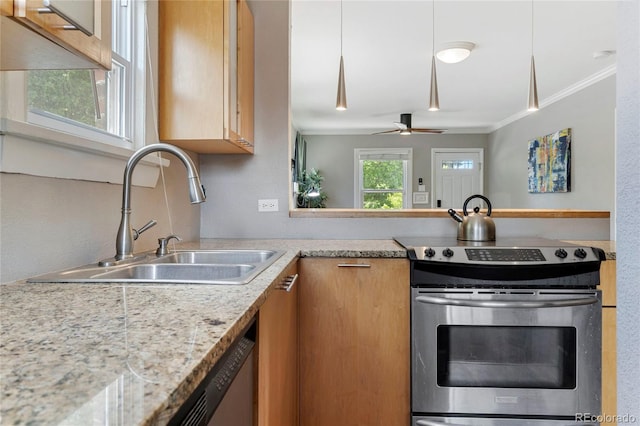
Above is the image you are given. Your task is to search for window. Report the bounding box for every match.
[354,148,413,209]
[0,1,160,185]
[26,0,136,149]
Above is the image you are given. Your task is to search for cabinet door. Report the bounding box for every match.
[299,258,410,426]
[602,307,616,423]
[600,260,616,423]
[158,0,254,154]
[236,0,254,146]
[257,262,298,426]
[1,0,12,15]
[2,0,111,70]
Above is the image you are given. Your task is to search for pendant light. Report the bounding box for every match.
[527,0,539,112]
[429,0,440,112]
[336,0,347,111]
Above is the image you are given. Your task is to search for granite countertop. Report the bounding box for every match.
[0,239,405,425]
[563,240,616,260]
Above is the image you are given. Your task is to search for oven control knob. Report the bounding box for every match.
[574,248,587,259]
[424,248,436,258]
[555,248,568,259]
[443,248,454,258]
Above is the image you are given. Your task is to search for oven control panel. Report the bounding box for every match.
[465,248,546,262]
[415,245,603,265]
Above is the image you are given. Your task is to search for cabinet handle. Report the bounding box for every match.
[37,5,93,36]
[278,274,298,292]
[337,263,371,268]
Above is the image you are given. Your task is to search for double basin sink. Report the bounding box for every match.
[28,250,285,285]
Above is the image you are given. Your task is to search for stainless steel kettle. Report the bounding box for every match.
[448,194,496,241]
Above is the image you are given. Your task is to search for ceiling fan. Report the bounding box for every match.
[373,113,446,135]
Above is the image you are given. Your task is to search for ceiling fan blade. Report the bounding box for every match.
[411,128,447,134]
[393,121,408,130]
[372,129,401,135]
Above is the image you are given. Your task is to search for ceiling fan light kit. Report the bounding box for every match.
[436,41,476,63]
[372,113,446,135]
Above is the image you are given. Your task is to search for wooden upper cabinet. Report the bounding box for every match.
[159,0,255,154]
[1,0,13,16]
[1,0,111,70]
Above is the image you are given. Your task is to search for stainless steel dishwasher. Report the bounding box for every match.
[169,321,256,426]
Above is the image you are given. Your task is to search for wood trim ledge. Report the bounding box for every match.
[289,209,610,219]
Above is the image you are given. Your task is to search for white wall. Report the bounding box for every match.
[304,133,488,208]
[615,0,640,419]
[199,0,609,242]
[486,76,615,212]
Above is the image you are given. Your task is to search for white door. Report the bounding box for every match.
[432,149,484,209]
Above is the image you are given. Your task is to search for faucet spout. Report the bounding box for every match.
[112,143,205,262]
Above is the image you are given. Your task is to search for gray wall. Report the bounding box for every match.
[615,0,640,419]
[304,134,488,208]
[486,76,615,212]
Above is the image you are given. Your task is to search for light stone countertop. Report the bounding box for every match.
[563,240,616,260]
[0,238,614,425]
[0,239,405,425]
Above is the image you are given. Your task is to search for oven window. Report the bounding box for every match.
[437,325,576,389]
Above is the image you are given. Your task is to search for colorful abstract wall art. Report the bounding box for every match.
[528,128,571,193]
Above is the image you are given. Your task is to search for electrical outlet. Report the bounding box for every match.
[258,199,279,212]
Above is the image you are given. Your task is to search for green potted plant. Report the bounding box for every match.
[297,168,328,208]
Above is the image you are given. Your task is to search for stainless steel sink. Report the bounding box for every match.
[150,250,279,265]
[27,249,285,285]
[92,263,256,283]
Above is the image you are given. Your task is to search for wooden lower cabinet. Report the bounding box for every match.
[257,261,299,426]
[600,260,616,423]
[298,257,410,426]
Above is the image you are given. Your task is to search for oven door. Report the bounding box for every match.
[411,288,601,418]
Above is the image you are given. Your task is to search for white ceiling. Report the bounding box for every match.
[290,0,617,135]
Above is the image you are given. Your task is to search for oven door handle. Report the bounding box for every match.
[416,420,469,426]
[415,295,598,308]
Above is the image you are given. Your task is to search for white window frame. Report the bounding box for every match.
[0,1,166,187]
[354,148,413,209]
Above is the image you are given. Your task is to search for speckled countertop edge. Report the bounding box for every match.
[0,239,405,426]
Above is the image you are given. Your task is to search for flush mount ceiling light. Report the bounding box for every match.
[436,41,476,64]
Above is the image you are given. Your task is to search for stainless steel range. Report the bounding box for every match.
[394,237,606,426]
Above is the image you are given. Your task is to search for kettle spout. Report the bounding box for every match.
[448,209,464,223]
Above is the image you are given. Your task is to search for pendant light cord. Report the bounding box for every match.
[340,0,343,55]
[531,0,534,55]
[432,0,435,56]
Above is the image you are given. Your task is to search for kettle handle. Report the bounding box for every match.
[462,194,492,216]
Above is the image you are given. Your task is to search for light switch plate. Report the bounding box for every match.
[413,192,429,204]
